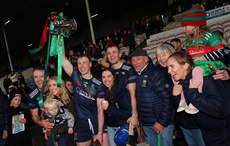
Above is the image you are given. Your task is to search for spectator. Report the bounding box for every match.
[3,75,12,94]
[42,98,74,146]
[64,77,73,99]
[47,76,76,146]
[0,88,9,146]
[130,50,172,146]
[101,45,139,128]
[155,43,205,146]
[101,68,132,146]
[121,30,128,47]
[167,52,230,145]
[179,4,226,114]
[10,71,18,88]
[6,90,33,146]
[154,15,164,33]
[170,38,184,52]
[18,82,31,108]
[17,72,25,86]
[128,30,136,53]
[28,67,67,146]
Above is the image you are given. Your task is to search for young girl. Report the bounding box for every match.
[6,90,33,146]
[177,4,226,114]
[42,98,74,146]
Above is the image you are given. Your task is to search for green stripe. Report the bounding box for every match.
[182,16,206,21]
[186,9,204,14]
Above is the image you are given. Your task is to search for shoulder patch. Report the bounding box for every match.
[121,64,131,71]
[29,88,39,99]
[92,78,102,85]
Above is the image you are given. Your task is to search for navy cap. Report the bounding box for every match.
[129,50,148,57]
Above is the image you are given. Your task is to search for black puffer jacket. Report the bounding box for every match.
[104,75,131,127]
[181,72,230,132]
[135,63,172,127]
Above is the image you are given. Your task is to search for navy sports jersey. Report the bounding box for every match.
[28,87,47,110]
[71,69,104,120]
[110,63,136,84]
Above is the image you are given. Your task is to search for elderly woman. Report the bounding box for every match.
[156,43,205,146]
[155,43,176,146]
[167,52,230,146]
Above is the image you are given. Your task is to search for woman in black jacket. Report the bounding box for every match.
[101,68,131,146]
[167,52,230,146]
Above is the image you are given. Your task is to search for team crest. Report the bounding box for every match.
[91,84,95,89]
[142,80,147,87]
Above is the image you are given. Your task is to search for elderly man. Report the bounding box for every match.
[130,50,173,146]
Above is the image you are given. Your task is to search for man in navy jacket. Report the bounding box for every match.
[130,50,173,146]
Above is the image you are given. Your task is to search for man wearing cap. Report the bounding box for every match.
[130,50,173,146]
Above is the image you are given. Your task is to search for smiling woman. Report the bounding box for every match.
[167,51,230,146]
[101,68,131,146]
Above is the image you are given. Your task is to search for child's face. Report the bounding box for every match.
[10,95,21,108]
[47,104,58,116]
[183,25,196,36]
[65,81,73,92]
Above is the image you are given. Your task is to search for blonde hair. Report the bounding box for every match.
[187,25,209,51]
[43,98,63,111]
[47,76,70,105]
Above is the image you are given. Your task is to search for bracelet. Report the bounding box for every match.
[98,132,103,135]
[132,114,138,117]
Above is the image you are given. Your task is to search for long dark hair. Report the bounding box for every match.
[102,68,117,105]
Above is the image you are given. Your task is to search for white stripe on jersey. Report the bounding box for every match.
[29,88,39,99]
[122,64,131,71]
[92,78,102,85]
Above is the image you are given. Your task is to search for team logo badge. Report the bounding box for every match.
[91,84,95,89]
[142,80,147,87]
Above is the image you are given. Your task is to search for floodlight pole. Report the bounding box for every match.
[1,22,13,71]
[85,0,96,45]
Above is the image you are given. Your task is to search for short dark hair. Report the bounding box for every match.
[170,38,181,43]
[65,77,72,83]
[106,45,120,52]
[33,66,45,73]
[77,54,91,62]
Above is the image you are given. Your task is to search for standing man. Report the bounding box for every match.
[28,67,53,146]
[101,45,139,127]
[62,41,109,146]
[130,50,173,146]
